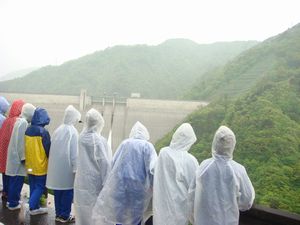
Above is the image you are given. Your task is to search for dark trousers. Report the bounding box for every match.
[54,189,73,219]
[28,174,46,210]
[8,175,24,207]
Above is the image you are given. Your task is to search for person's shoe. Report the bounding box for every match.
[8,204,21,210]
[29,207,48,215]
[55,216,62,221]
[1,193,7,201]
[57,215,75,223]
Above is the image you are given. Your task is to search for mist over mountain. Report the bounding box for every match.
[0,39,257,99]
[0,67,39,81]
[157,23,300,214]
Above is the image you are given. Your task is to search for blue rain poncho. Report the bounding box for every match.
[0,96,10,128]
[153,123,198,225]
[6,103,36,176]
[46,105,81,190]
[92,121,157,225]
[74,108,112,225]
[189,126,255,225]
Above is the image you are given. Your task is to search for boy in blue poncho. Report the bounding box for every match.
[25,107,51,215]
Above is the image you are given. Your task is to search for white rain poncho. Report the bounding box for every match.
[153,123,198,225]
[190,126,255,225]
[74,108,112,225]
[6,103,36,176]
[46,105,81,190]
[92,121,157,225]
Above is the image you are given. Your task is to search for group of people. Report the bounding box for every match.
[0,96,255,225]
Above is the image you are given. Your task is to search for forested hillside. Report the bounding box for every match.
[186,23,300,101]
[0,39,257,99]
[157,23,300,214]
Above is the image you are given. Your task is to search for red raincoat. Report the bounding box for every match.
[0,99,25,173]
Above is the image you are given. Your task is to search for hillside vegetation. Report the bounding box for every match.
[0,39,257,99]
[157,23,300,214]
[186,24,300,101]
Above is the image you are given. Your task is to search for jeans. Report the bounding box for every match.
[54,189,73,219]
[8,175,24,207]
[28,174,46,210]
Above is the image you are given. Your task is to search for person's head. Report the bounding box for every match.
[129,121,150,141]
[85,108,104,133]
[31,108,50,127]
[169,123,197,151]
[8,99,25,118]
[63,105,81,125]
[21,103,36,122]
[0,97,10,116]
[212,125,236,158]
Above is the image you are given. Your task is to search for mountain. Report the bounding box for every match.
[156,23,300,214]
[185,23,300,101]
[0,39,257,99]
[0,67,39,81]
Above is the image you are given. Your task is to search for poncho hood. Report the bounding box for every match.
[169,123,197,152]
[212,125,236,159]
[63,105,81,125]
[129,121,150,140]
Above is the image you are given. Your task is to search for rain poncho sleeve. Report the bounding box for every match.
[92,121,157,225]
[70,132,78,173]
[74,108,112,225]
[46,105,81,190]
[192,126,255,225]
[153,123,198,225]
[42,131,51,157]
[235,164,255,211]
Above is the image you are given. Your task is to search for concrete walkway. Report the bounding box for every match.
[0,184,75,225]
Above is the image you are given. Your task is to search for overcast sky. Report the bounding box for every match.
[0,0,300,77]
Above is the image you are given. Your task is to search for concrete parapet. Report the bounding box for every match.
[0,92,92,106]
[127,98,208,110]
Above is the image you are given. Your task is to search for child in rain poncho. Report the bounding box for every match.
[0,99,25,200]
[6,103,36,210]
[153,123,198,225]
[92,121,157,225]
[189,126,255,225]
[46,105,81,223]
[25,107,51,215]
[74,108,112,225]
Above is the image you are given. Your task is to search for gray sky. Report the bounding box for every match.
[1,0,300,77]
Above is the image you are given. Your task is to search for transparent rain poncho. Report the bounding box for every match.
[153,123,198,225]
[189,126,255,225]
[6,103,36,176]
[0,99,25,173]
[74,108,112,225]
[92,121,157,225]
[46,105,81,190]
[0,96,10,128]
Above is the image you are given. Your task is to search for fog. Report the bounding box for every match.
[0,0,300,77]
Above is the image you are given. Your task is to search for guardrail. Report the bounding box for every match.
[240,204,300,225]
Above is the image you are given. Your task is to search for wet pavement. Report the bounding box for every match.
[0,196,268,225]
[0,189,292,225]
[0,198,56,225]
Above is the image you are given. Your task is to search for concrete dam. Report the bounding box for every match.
[1,91,208,150]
